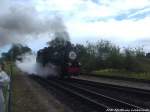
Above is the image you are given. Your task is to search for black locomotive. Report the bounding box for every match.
[36,38,80,78]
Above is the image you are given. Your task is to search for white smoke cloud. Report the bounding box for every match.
[0,1,69,47]
[16,53,59,77]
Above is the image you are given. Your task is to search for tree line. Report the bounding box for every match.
[1,40,150,73]
[76,40,150,72]
[0,44,31,63]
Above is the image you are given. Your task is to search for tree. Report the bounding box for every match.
[135,47,145,58]
[107,47,125,69]
[1,44,31,62]
[146,53,150,58]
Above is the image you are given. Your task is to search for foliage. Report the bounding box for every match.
[75,40,150,73]
[1,44,31,62]
[93,69,150,80]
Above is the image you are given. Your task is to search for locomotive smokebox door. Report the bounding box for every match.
[69,51,77,60]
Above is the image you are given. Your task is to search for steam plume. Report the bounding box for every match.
[16,53,59,77]
[3,1,70,76]
[0,5,69,46]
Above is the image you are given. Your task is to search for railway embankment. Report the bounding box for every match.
[12,73,71,112]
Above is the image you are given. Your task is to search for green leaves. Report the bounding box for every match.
[76,40,150,72]
[1,44,31,62]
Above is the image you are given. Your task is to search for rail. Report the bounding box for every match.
[70,78,150,96]
[31,76,108,111]
[54,79,143,109]
[67,78,150,108]
[30,76,147,111]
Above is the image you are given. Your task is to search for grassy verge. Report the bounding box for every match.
[91,69,150,80]
[2,62,18,112]
[3,62,18,99]
[4,62,18,76]
[5,62,50,112]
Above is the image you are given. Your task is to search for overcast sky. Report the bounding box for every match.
[0,0,150,52]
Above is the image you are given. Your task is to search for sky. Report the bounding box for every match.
[0,0,150,52]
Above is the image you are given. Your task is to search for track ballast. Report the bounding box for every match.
[30,76,149,112]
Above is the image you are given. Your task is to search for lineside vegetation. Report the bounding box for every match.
[1,40,150,80]
[76,40,150,80]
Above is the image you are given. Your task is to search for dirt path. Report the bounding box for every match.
[12,73,72,112]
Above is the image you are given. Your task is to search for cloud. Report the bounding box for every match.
[35,0,82,12]
[37,0,149,20]
[0,0,150,51]
[67,16,150,43]
[100,0,150,11]
[0,0,69,47]
[27,0,150,52]
[127,7,150,19]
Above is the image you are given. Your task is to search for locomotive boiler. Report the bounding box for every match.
[36,38,80,78]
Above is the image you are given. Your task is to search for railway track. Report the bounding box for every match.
[53,79,144,109]
[68,78,150,108]
[30,76,148,112]
[31,76,108,111]
[68,79,150,108]
[69,78,150,95]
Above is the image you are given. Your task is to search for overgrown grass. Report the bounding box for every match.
[2,62,19,112]
[4,62,18,76]
[92,69,150,80]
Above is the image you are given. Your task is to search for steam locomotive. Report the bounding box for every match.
[36,38,80,78]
